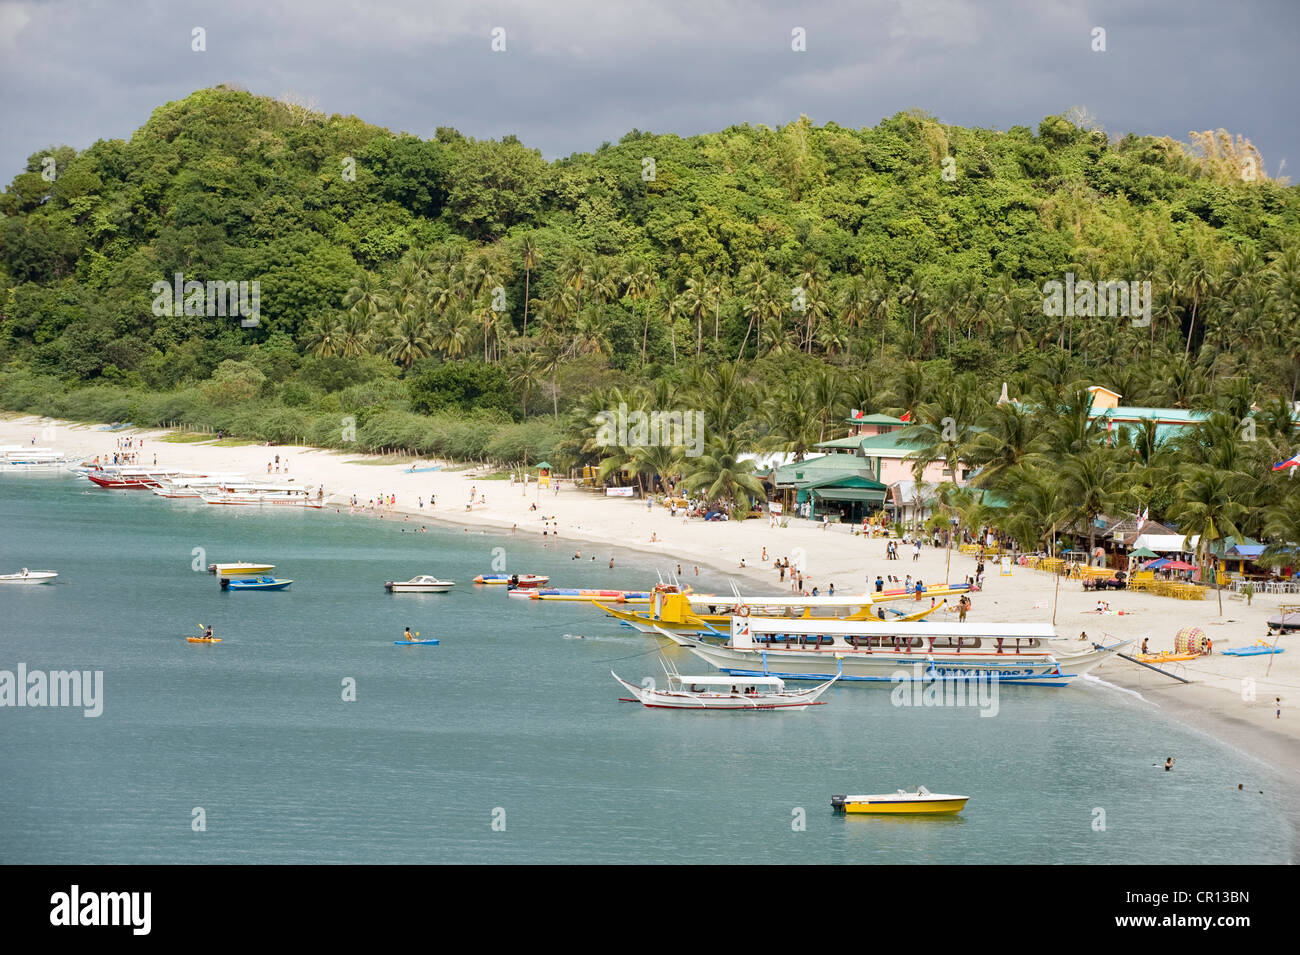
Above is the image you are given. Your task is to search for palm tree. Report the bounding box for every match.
[519,234,541,342]
[1170,464,1249,615]
[303,315,342,357]
[623,266,656,366]
[680,433,767,516]
[507,351,545,417]
[680,274,709,356]
[432,309,472,360]
[338,309,372,357]
[386,311,434,369]
[1058,447,1124,559]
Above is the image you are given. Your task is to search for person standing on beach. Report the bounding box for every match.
[1278,697,1282,719]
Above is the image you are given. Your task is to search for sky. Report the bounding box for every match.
[1,0,1297,182]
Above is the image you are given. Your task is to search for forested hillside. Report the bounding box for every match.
[2,86,1299,562]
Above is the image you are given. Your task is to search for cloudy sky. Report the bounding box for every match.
[1,0,1296,181]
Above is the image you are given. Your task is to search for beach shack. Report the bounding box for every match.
[536,461,553,489]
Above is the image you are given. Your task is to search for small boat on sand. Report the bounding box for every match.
[221,576,292,591]
[832,787,969,814]
[0,568,58,584]
[385,576,455,593]
[1267,606,1300,634]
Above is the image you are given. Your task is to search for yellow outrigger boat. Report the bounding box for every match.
[597,589,942,640]
[832,787,969,814]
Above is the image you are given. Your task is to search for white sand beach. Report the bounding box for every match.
[6,414,1298,784]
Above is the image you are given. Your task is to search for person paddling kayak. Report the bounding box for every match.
[403,626,415,642]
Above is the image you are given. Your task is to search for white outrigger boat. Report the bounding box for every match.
[385,575,455,593]
[612,660,837,710]
[662,616,1131,687]
[152,474,247,498]
[0,568,58,584]
[1,448,71,469]
[200,482,324,508]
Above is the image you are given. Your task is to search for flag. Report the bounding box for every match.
[1272,451,1300,471]
[851,409,863,419]
[1135,507,1148,532]
[900,411,911,422]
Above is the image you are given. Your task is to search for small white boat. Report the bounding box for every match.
[0,568,58,584]
[385,575,455,593]
[831,786,969,815]
[613,661,837,710]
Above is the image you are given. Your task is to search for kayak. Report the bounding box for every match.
[187,636,222,643]
[1221,646,1284,657]
[394,639,440,645]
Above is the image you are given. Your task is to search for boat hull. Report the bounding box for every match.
[833,795,969,814]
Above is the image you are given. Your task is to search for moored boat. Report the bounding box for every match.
[612,667,837,709]
[209,562,275,577]
[520,588,651,603]
[221,576,292,591]
[385,576,455,593]
[473,573,550,587]
[201,482,324,508]
[0,568,58,584]
[832,787,969,814]
[667,616,1129,687]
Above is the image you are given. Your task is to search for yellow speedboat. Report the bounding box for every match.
[832,787,969,814]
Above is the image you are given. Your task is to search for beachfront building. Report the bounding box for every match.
[1083,386,1208,443]
[765,452,888,524]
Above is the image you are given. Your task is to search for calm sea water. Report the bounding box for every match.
[0,473,1293,864]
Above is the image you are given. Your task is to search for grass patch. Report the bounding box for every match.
[161,431,218,443]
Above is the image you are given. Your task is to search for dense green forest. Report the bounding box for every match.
[2,86,1299,572]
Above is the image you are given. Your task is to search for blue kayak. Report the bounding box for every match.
[1221,646,1283,657]
[222,576,292,591]
[394,638,439,645]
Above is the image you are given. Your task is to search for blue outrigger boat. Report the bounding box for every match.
[221,576,293,591]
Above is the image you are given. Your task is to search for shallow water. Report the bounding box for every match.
[0,473,1292,863]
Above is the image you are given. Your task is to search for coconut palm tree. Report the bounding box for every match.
[680,432,767,516]
[302,315,342,358]
[519,234,541,342]
[386,311,434,369]
[1170,464,1249,615]
[623,266,655,366]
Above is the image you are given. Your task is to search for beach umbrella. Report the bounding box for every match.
[1165,560,1195,570]
[1142,558,1170,570]
[1129,547,1159,559]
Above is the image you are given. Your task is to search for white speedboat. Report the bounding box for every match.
[612,659,837,709]
[832,786,969,814]
[0,568,58,584]
[385,575,455,593]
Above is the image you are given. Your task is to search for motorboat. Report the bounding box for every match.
[0,568,58,584]
[831,787,969,814]
[209,562,275,577]
[385,576,455,593]
[221,576,292,591]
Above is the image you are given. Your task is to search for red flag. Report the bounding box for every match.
[900,411,911,422]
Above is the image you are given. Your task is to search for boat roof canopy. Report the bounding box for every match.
[688,593,874,608]
[737,618,1058,638]
[677,675,785,686]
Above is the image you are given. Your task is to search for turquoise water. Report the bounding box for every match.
[0,473,1293,863]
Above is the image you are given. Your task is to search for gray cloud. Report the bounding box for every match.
[2,0,1296,179]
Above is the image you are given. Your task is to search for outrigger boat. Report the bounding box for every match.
[832,787,969,815]
[201,482,324,508]
[517,588,652,603]
[473,573,550,587]
[221,576,292,591]
[663,616,1131,687]
[613,659,837,710]
[598,589,940,639]
[0,568,58,584]
[385,576,455,593]
[1,448,71,469]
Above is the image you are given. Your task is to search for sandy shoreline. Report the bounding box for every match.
[6,413,1299,842]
